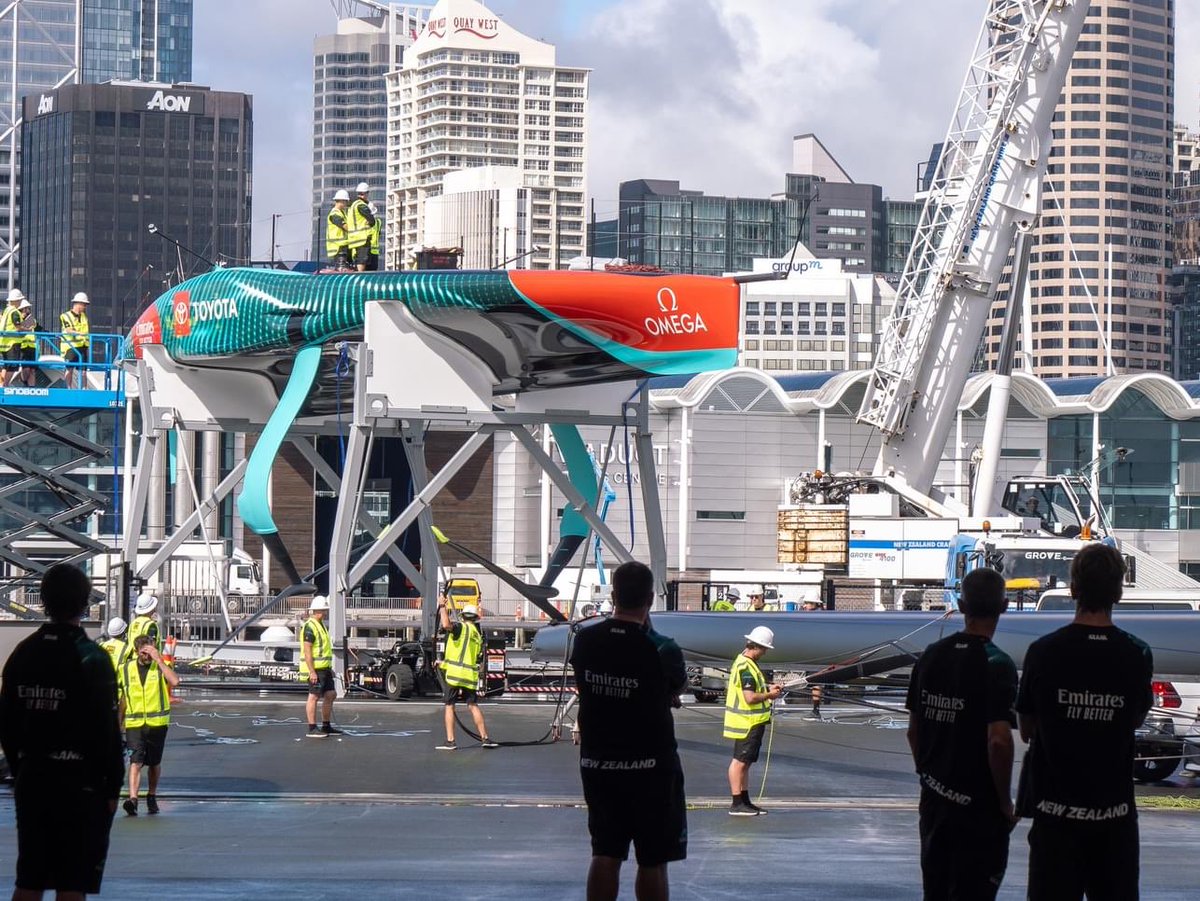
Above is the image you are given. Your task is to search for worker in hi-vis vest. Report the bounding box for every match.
[119,634,180,816]
[436,595,497,750]
[59,292,90,389]
[347,182,376,272]
[300,595,343,738]
[99,617,127,673]
[724,626,782,817]
[325,190,352,268]
[121,593,161,664]
[15,297,38,387]
[0,288,24,388]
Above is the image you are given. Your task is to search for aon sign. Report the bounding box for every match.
[146,90,192,112]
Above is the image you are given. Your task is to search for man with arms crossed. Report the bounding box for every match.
[571,561,687,901]
[1017,542,1153,900]
[906,567,1018,899]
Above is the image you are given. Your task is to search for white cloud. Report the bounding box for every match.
[193,0,1199,261]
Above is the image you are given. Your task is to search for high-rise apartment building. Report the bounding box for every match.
[0,0,194,286]
[386,0,588,270]
[1173,122,1200,264]
[311,5,431,262]
[988,0,1175,377]
[20,82,251,332]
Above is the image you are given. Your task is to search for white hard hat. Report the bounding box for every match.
[134,593,159,615]
[599,600,614,615]
[460,604,479,619]
[333,189,350,202]
[6,288,24,303]
[744,626,775,650]
[72,291,90,305]
[726,587,741,600]
[356,182,370,193]
[309,595,330,611]
[107,616,127,637]
[18,298,31,309]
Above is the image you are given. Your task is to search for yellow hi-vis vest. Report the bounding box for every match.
[99,637,125,674]
[122,615,160,663]
[299,616,333,674]
[347,199,372,249]
[121,658,171,728]
[59,309,88,353]
[369,216,381,255]
[326,207,349,257]
[0,304,20,351]
[442,620,482,690]
[19,314,36,350]
[723,653,771,740]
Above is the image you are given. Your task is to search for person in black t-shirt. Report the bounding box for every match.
[1016,542,1153,901]
[905,567,1018,900]
[0,564,124,899]
[570,561,687,901]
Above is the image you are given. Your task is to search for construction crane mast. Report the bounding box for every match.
[858,0,1090,509]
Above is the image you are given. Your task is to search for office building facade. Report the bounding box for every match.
[0,0,194,287]
[20,82,252,331]
[82,0,193,84]
[613,136,909,277]
[740,254,896,374]
[386,0,588,270]
[311,6,430,262]
[616,179,800,277]
[988,0,1175,378]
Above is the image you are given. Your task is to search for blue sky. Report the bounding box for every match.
[193,0,1200,262]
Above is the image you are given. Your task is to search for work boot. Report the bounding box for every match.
[122,798,138,817]
[322,723,344,736]
[306,725,326,739]
[146,795,160,815]
[728,796,760,817]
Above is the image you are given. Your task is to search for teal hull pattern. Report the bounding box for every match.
[126,266,740,588]
[124,268,741,400]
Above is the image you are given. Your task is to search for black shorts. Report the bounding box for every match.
[14,781,115,894]
[351,245,372,266]
[307,668,336,695]
[732,723,767,763]
[919,793,1011,900]
[64,345,89,365]
[581,756,687,867]
[2,346,21,368]
[20,345,35,362]
[444,684,479,705]
[1028,814,1139,901]
[126,724,169,766]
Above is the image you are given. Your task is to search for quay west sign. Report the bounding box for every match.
[425,15,499,39]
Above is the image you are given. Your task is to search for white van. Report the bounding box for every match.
[1035,588,1200,612]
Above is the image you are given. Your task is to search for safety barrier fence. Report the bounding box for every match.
[0,331,125,393]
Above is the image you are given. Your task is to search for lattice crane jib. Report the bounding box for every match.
[857,0,1090,494]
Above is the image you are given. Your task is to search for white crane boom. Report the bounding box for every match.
[858,0,1090,503]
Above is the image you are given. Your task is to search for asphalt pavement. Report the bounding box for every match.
[1,693,1198,899]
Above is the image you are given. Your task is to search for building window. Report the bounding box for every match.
[697,511,746,521]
